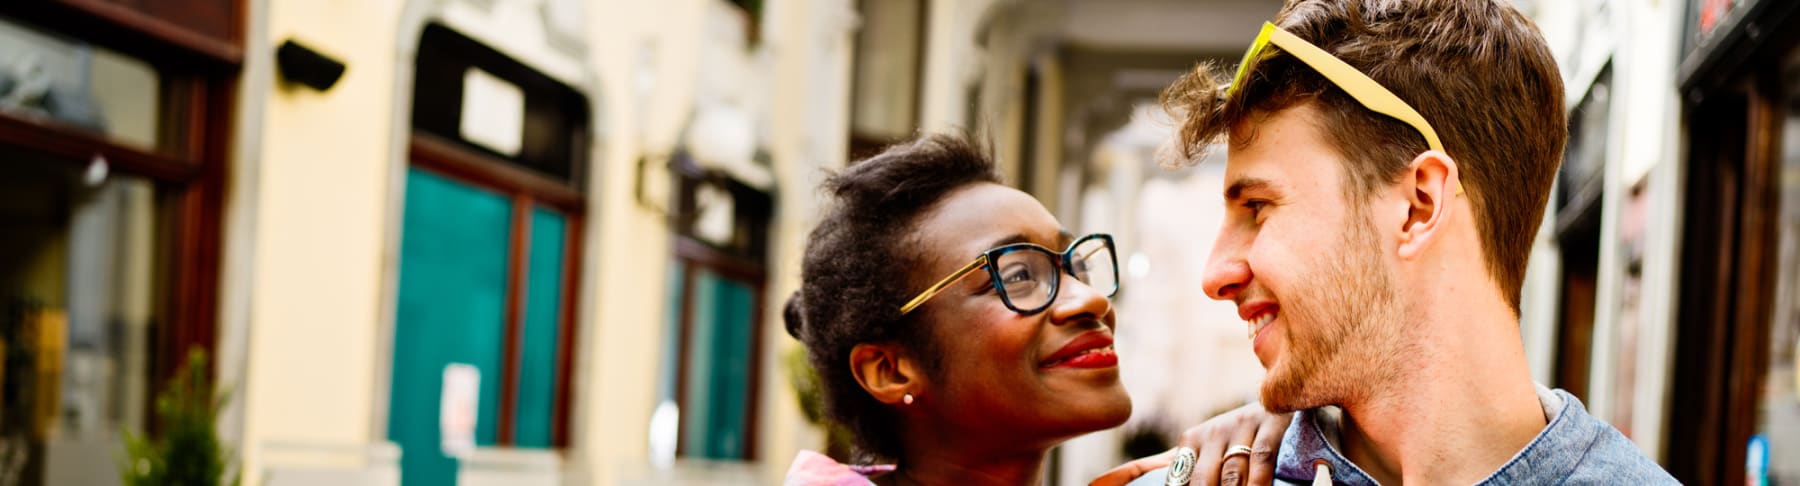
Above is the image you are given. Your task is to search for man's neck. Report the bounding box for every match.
[1334,299,1547,486]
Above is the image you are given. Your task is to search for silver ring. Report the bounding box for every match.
[1164,447,1197,486]
[1223,444,1254,461]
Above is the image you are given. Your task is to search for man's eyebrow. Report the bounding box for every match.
[1057,229,1076,247]
[1224,177,1274,201]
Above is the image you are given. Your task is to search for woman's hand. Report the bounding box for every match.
[1089,403,1292,486]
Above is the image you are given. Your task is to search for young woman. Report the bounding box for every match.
[782,134,1130,485]
[782,134,1293,486]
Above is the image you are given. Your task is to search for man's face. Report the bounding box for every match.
[1202,104,1411,413]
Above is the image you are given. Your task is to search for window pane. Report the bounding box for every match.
[1753,50,1800,486]
[0,149,164,486]
[513,207,567,448]
[0,15,165,152]
[850,0,923,139]
[388,167,513,486]
[680,269,755,460]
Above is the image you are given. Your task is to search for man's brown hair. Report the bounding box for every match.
[1162,0,1565,311]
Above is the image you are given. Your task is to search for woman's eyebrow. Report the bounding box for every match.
[985,233,1032,249]
[982,230,1072,251]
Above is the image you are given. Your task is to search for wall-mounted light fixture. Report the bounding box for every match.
[276,39,346,91]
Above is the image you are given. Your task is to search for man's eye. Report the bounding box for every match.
[1243,200,1269,217]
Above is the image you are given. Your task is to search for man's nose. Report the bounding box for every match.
[1203,242,1250,302]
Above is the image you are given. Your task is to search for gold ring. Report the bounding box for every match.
[1222,444,1254,461]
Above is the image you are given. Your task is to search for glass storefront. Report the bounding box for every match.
[1751,46,1800,486]
[1,147,168,485]
[0,2,235,482]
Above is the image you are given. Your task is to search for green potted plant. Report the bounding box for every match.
[120,349,237,486]
[784,346,854,460]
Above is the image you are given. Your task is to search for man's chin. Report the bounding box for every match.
[1259,372,1325,414]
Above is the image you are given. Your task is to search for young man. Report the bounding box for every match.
[1112,0,1678,485]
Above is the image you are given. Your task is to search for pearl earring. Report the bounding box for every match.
[903,393,914,405]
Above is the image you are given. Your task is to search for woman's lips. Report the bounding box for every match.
[1049,347,1118,368]
[1040,331,1117,369]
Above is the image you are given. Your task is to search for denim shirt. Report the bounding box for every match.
[1273,384,1679,485]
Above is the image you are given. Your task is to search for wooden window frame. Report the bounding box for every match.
[669,237,767,461]
[3,1,243,72]
[408,133,586,448]
[0,1,239,429]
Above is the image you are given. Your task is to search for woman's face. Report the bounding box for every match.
[905,182,1131,447]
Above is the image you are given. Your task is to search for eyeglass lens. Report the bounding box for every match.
[993,237,1117,312]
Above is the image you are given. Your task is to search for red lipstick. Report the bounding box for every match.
[1040,331,1117,369]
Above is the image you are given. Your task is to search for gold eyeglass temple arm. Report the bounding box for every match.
[898,256,988,315]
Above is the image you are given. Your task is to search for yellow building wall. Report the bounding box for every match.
[241,0,405,483]
[578,0,699,481]
[756,0,853,481]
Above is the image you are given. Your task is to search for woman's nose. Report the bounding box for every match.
[1049,275,1112,324]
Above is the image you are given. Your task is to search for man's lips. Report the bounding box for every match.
[1039,331,1115,368]
[1239,302,1277,340]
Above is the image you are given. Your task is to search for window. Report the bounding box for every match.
[848,0,927,160]
[1747,45,1800,486]
[386,23,588,486]
[0,3,236,484]
[1670,6,1800,483]
[658,154,774,461]
[668,244,765,460]
[1,154,167,486]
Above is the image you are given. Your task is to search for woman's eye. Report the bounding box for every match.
[1002,264,1034,284]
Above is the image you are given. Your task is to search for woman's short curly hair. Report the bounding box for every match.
[783,133,1001,461]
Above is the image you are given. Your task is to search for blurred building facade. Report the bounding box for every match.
[0,0,854,484]
[3,0,1800,486]
[1519,0,1800,484]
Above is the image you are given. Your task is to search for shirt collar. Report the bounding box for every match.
[1275,384,1592,485]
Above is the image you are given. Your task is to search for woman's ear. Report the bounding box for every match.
[849,343,924,405]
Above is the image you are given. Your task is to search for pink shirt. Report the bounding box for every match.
[783,450,895,486]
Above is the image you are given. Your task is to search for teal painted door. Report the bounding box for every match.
[514,207,567,448]
[388,168,571,485]
[389,168,511,486]
[679,268,757,459]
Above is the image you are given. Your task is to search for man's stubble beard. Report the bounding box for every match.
[1261,206,1415,414]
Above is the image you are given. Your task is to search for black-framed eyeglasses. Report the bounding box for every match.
[898,233,1119,316]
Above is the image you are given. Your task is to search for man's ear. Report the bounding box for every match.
[849,343,924,405]
[1397,150,1460,260]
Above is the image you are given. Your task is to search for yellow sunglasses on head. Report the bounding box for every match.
[1230,22,1461,194]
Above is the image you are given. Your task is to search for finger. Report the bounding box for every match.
[1245,412,1293,486]
[1089,449,1176,486]
[1192,431,1228,486]
[1217,414,1259,486]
